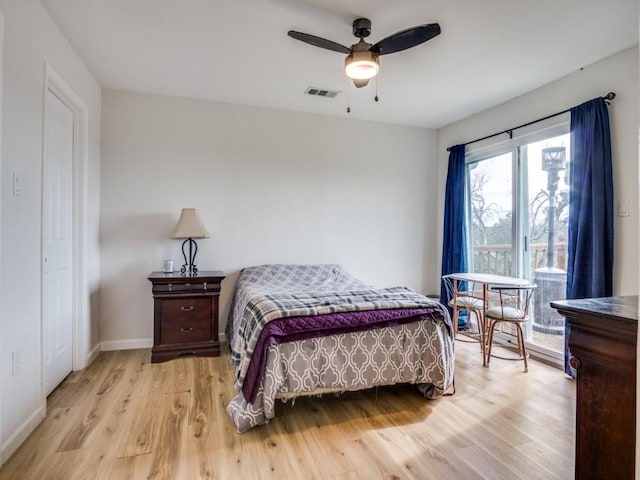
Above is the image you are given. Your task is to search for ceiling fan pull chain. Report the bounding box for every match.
[346,77,351,113]
[374,69,379,102]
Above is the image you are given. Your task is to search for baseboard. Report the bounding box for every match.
[100,338,153,351]
[101,334,226,353]
[86,342,101,365]
[1,404,45,465]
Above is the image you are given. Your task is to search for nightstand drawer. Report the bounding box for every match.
[160,298,211,322]
[152,282,215,294]
[161,319,212,344]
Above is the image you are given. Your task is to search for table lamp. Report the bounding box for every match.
[171,208,210,275]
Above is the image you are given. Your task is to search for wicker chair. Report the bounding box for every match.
[442,275,487,362]
[485,284,536,372]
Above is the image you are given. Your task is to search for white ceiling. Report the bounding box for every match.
[41,0,638,128]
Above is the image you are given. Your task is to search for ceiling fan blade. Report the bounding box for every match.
[371,23,441,55]
[288,31,351,54]
[353,78,369,88]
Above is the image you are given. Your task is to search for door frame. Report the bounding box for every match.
[0,10,4,466]
[41,64,90,396]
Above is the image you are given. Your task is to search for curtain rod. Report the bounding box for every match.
[446,92,616,152]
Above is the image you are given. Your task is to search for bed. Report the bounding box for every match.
[225,264,455,432]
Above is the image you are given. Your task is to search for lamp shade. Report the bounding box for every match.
[171,208,210,239]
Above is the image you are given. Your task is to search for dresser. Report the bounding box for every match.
[148,270,225,363]
[551,295,637,480]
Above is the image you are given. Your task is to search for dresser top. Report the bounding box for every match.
[551,295,638,323]
[148,270,225,282]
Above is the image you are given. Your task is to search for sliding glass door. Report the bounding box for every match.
[521,134,570,356]
[467,152,514,277]
[465,129,569,361]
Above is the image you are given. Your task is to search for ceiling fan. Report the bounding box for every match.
[288,18,441,88]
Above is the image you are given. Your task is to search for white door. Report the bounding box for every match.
[43,90,74,396]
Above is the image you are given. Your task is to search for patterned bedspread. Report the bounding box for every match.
[227,263,370,363]
[226,264,455,432]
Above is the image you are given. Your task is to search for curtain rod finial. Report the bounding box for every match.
[604,92,616,101]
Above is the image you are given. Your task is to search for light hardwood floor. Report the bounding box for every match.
[0,340,575,479]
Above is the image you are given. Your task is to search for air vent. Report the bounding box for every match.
[305,87,339,98]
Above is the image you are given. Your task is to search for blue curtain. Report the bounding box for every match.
[440,145,468,314]
[564,96,613,375]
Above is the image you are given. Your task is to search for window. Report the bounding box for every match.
[465,124,569,361]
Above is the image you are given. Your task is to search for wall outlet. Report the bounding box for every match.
[618,199,630,217]
[13,172,22,196]
[12,351,22,376]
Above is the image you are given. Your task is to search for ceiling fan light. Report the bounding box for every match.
[345,51,379,80]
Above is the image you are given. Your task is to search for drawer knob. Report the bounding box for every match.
[180,327,193,333]
[185,283,190,287]
[180,305,194,311]
[168,283,172,291]
[569,356,582,370]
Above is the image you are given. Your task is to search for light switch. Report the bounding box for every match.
[618,199,630,217]
[13,172,21,196]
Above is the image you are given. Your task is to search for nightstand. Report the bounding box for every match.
[148,270,225,363]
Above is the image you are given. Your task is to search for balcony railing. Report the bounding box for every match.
[473,243,568,276]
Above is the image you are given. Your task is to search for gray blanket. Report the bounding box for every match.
[226,264,455,432]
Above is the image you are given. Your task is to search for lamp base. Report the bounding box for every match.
[180,237,199,275]
[180,264,199,275]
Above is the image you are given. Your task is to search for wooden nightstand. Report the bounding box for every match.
[148,270,225,363]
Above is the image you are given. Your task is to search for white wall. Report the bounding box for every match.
[100,89,437,347]
[0,0,101,464]
[436,46,639,296]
